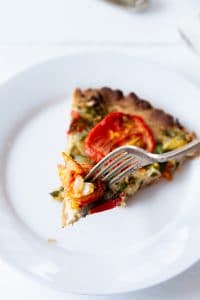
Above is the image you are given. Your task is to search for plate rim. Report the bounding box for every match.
[1,49,200,295]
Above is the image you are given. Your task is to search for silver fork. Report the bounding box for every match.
[85,139,200,187]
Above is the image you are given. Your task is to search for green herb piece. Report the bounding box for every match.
[50,187,64,201]
[117,182,128,192]
[151,172,159,177]
[163,129,176,138]
[154,144,165,154]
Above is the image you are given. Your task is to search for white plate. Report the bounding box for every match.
[0,51,200,295]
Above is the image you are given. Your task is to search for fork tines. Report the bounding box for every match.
[85,149,141,186]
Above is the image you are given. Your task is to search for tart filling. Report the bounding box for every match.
[51,87,196,227]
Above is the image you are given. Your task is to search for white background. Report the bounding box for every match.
[1,0,200,299]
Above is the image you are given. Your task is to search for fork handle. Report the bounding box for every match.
[154,139,200,163]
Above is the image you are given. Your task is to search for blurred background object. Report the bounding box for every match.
[179,12,200,55]
[106,0,148,9]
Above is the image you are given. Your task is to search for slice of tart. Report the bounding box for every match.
[51,87,197,227]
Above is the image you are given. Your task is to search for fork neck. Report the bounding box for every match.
[151,139,200,163]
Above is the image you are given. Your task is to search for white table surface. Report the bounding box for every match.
[1,1,200,299]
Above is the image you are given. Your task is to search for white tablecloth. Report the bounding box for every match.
[0,1,200,299]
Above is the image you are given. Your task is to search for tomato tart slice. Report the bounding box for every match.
[51,87,197,227]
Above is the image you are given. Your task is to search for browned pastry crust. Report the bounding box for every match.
[72,87,195,143]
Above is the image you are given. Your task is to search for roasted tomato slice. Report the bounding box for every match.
[59,154,105,208]
[71,180,105,207]
[85,112,155,162]
[68,111,88,134]
[89,197,123,214]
